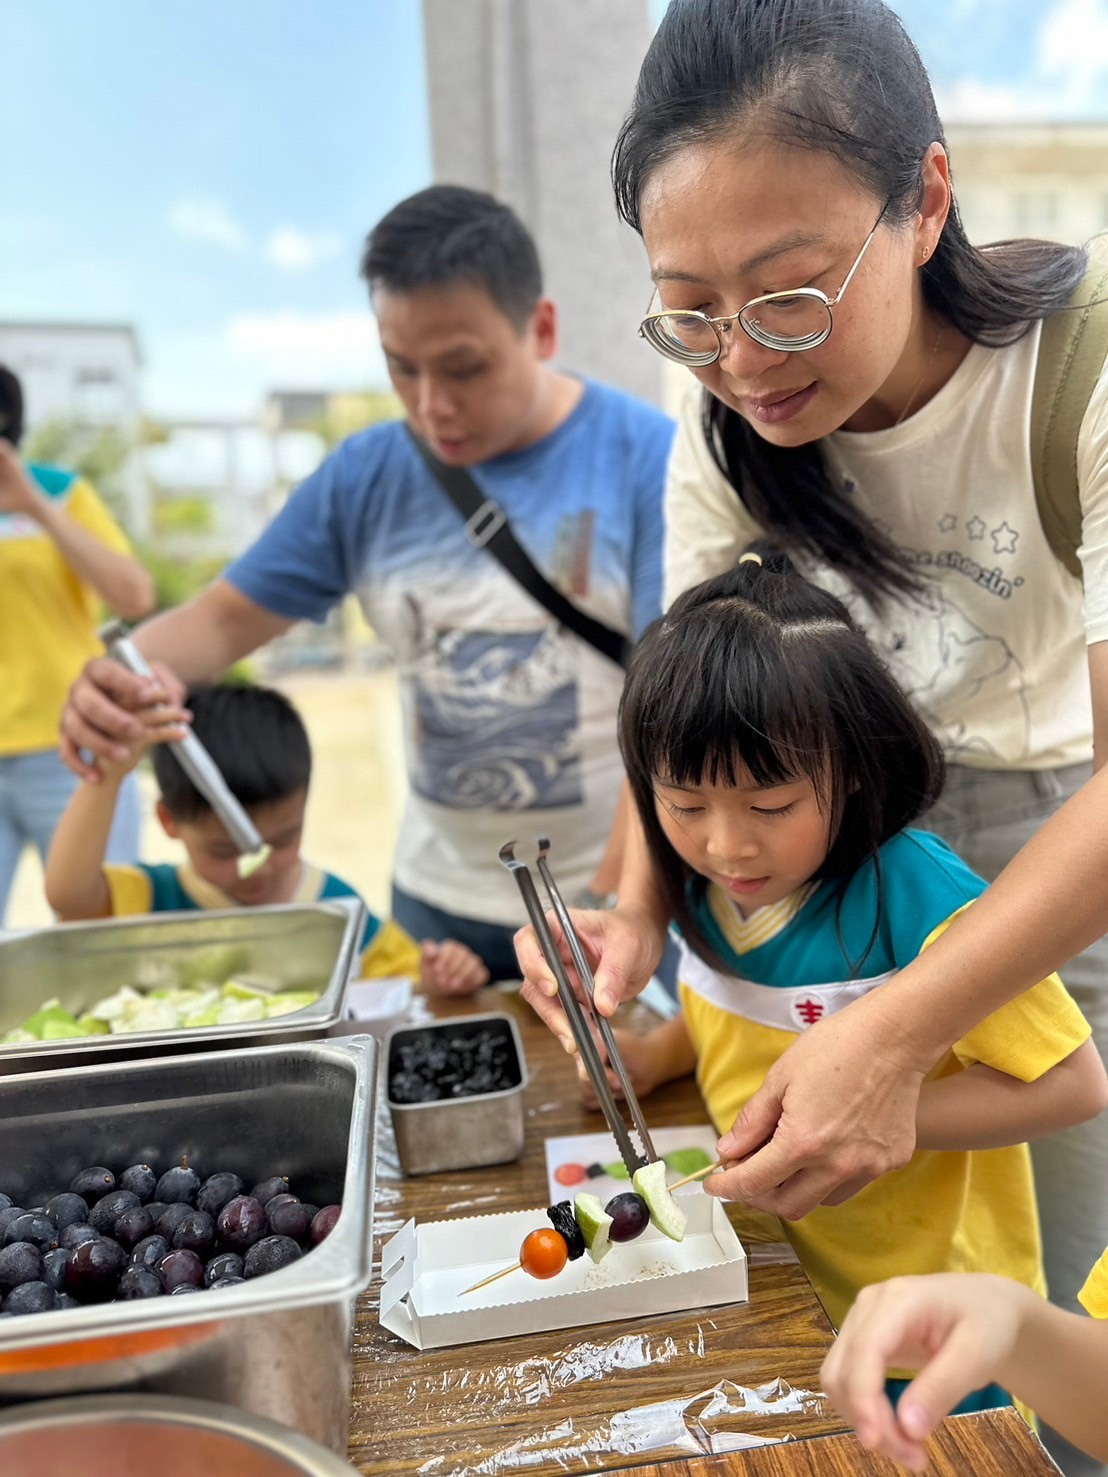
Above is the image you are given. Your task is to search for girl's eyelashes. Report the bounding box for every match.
[752,802,797,818]
[662,798,704,818]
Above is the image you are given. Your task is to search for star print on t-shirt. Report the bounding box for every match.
[992,521,1019,555]
[966,516,986,540]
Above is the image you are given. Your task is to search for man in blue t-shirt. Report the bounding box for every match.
[60,186,675,978]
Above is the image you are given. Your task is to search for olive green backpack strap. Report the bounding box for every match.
[1030,238,1108,580]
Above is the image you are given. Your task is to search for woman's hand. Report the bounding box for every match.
[515,902,666,1052]
[60,657,189,782]
[820,1273,1037,1472]
[704,993,930,1220]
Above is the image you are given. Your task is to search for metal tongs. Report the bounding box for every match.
[500,837,658,1176]
[100,620,271,875]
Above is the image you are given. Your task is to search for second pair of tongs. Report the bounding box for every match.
[500,837,658,1177]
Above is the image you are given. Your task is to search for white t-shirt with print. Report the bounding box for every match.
[665,323,1108,770]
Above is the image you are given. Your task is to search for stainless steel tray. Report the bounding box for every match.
[0,899,365,1072]
[0,1035,377,1452]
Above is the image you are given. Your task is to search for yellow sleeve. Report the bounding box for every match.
[1079,1248,1108,1319]
[66,479,134,556]
[103,864,154,917]
[923,906,1091,1081]
[360,917,422,980]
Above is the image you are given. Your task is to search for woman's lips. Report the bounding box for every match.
[745,383,818,425]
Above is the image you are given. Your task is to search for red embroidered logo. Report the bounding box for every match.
[791,997,825,1028]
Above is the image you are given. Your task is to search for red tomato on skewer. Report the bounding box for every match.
[520,1227,569,1279]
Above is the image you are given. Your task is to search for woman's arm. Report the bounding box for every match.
[915,1039,1108,1151]
[822,1273,1108,1471]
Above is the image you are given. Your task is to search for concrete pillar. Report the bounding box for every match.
[421,0,665,407]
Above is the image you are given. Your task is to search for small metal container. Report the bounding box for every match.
[386,1011,528,1176]
[0,899,364,1074]
[0,1392,358,1475]
[0,1035,377,1452]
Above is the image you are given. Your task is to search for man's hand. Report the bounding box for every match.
[0,440,46,519]
[821,1273,1036,1472]
[703,995,928,1220]
[515,902,666,1053]
[60,657,189,782]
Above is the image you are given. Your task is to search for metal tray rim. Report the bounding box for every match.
[384,1010,530,1109]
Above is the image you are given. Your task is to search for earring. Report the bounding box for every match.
[921,245,931,262]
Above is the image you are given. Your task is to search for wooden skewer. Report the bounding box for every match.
[460,1260,522,1296]
[666,1157,725,1192]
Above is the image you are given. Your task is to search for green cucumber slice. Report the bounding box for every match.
[632,1159,688,1242]
[573,1191,614,1263]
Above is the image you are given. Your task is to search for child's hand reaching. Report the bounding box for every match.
[576,1028,663,1108]
[419,939,491,996]
[820,1273,1041,1471]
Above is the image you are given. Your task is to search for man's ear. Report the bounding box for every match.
[155,799,180,839]
[531,297,558,362]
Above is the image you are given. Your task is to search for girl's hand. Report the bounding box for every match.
[820,1273,1036,1472]
[516,902,666,1053]
[0,441,46,519]
[419,939,491,996]
[576,1028,662,1109]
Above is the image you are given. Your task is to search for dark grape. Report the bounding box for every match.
[118,1164,157,1203]
[129,1234,170,1271]
[44,1193,89,1231]
[248,1176,288,1206]
[70,1167,116,1205]
[144,1202,168,1225]
[172,1210,215,1258]
[42,1247,69,1292]
[196,1172,244,1218]
[208,1275,246,1289]
[54,1292,80,1310]
[171,1282,203,1294]
[59,1222,99,1251]
[243,1235,302,1278]
[4,1281,56,1316]
[0,1242,44,1288]
[546,1200,586,1260]
[605,1192,650,1243]
[65,1237,126,1301]
[266,1199,312,1243]
[113,1206,154,1250]
[0,1192,10,1212]
[155,1165,200,1205]
[117,1266,164,1300]
[300,1204,320,1223]
[153,1203,192,1241]
[159,1249,204,1291]
[204,1252,244,1286]
[216,1196,267,1253]
[5,1213,57,1252]
[89,1190,141,1236]
[310,1205,342,1245]
[0,1207,25,1240]
[264,1192,298,1215]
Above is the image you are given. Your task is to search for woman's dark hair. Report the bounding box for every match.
[619,542,945,972]
[360,185,543,330]
[0,365,25,447]
[612,0,1089,607]
[153,683,312,823]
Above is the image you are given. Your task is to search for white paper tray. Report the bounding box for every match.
[379,1194,748,1350]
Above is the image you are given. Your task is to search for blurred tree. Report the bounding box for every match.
[307,390,402,449]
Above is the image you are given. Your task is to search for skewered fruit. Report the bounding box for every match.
[633,1159,689,1243]
[604,1192,650,1243]
[573,1193,613,1263]
[545,1200,585,1260]
[519,1227,568,1280]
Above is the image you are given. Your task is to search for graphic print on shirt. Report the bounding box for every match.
[400,594,583,811]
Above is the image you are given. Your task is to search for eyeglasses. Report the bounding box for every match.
[639,204,888,366]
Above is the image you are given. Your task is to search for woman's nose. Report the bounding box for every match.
[716,321,789,382]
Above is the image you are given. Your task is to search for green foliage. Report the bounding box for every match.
[306,390,402,449]
[152,494,216,538]
[23,417,167,522]
[137,545,225,613]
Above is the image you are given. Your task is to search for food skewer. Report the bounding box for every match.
[667,1158,724,1192]
[100,620,272,878]
[535,835,659,1168]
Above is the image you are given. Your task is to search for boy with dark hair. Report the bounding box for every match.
[44,683,489,995]
[62,185,675,979]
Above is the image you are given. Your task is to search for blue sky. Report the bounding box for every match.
[3,0,1106,421]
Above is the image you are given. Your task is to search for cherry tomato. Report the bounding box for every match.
[554,1162,586,1187]
[519,1227,569,1280]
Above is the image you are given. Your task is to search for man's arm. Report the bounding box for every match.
[59,580,294,781]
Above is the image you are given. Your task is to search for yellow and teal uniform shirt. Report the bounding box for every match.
[0,465,133,756]
[1079,1249,1108,1319]
[678,828,1089,1338]
[104,860,422,979]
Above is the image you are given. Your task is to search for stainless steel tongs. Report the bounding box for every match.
[499,837,658,1176]
[100,620,271,875]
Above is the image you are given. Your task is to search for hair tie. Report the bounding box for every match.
[738,552,763,566]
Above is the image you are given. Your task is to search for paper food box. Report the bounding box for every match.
[379,1194,748,1350]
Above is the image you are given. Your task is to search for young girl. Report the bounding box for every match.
[600,547,1107,1416]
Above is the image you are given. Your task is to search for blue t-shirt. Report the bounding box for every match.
[227,382,674,923]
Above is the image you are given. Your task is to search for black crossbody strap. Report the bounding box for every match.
[409,430,631,670]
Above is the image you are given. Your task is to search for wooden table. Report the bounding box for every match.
[347,987,846,1475]
[345,991,1060,1476]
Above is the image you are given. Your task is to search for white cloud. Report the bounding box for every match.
[167,198,248,252]
[935,77,1056,123]
[266,226,346,271]
[1037,0,1108,107]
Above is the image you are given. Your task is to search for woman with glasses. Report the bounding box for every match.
[515,4,1106,1471]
